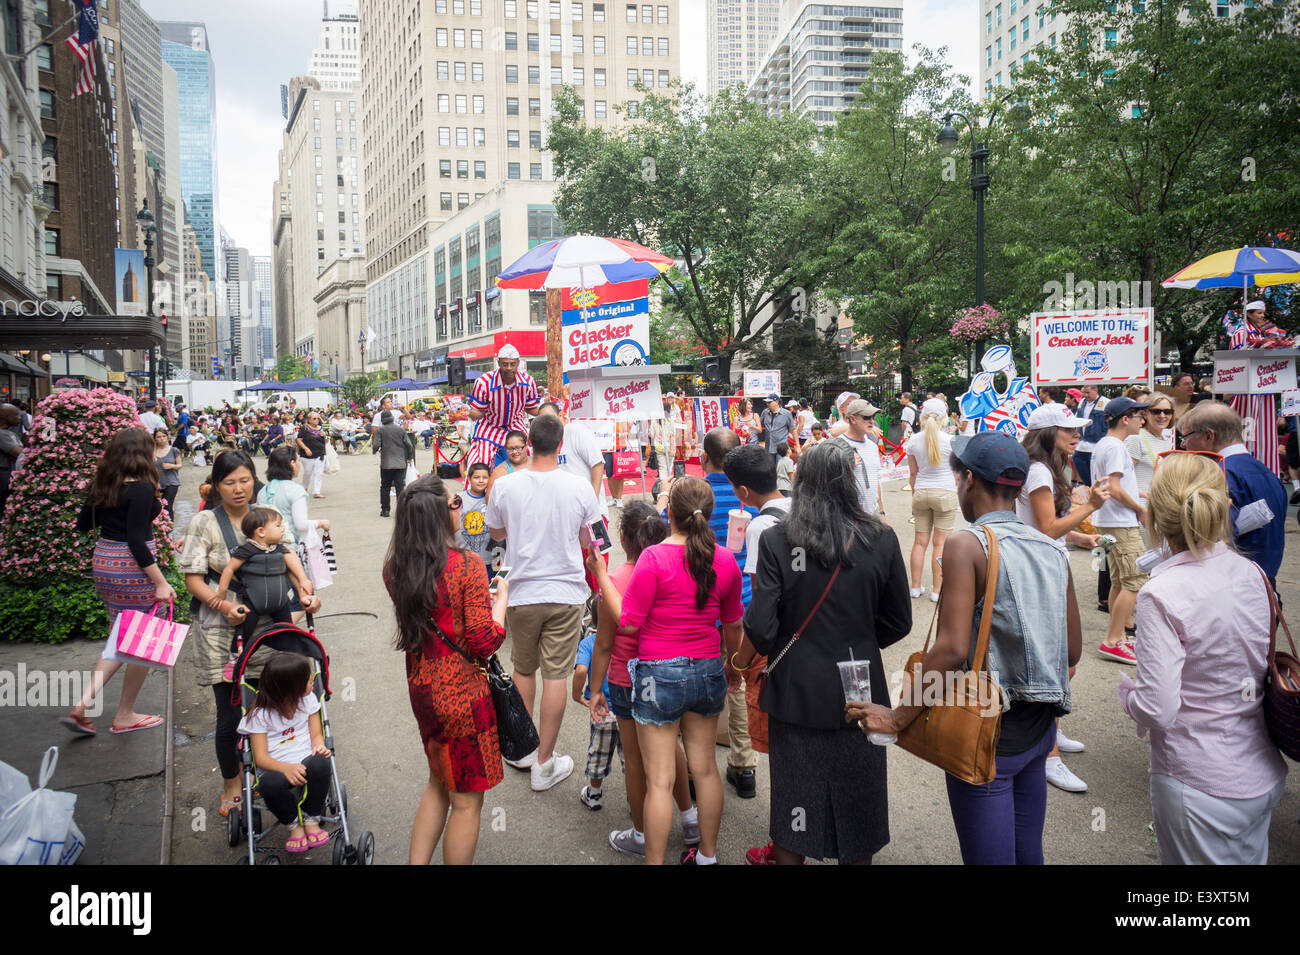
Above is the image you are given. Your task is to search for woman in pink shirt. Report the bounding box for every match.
[607,477,744,865]
[1119,452,1287,864]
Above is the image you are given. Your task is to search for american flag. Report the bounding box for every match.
[65,0,100,99]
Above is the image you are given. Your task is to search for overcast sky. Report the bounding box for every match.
[142,0,976,259]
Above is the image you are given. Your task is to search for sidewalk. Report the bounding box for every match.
[0,638,169,864]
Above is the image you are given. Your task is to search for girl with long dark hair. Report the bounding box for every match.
[62,428,175,736]
[615,476,745,865]
[384,475,509,865]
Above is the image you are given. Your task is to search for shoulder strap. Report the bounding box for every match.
[212,507,241,556]
[759,504,787,519]
[969,523,1000,673]
[764,556,844,674]
[1257,564,1296,664]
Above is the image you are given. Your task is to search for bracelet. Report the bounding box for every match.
[729,651,751,672]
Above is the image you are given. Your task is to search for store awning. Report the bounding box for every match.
[0,306,166,350]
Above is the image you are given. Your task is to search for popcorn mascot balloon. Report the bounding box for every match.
[957,344,1041,437]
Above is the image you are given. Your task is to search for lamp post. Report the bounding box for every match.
[135,201,158,399]
[937,93,1028,368]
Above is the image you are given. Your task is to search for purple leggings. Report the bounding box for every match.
[945,724,1055,865]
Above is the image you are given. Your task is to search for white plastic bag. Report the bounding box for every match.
[405,462,419,484]
[0,747,85,865]
[324,442,341,474]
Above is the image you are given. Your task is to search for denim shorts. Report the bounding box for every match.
[629,656,727,726]
[607,681,635,721]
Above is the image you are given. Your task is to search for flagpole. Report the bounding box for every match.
[7,12,79,62]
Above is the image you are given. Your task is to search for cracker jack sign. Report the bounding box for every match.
[568,373,664,422]
[561,280,650,373]
[1031,308,1153,385]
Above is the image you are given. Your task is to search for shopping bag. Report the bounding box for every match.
[303,542,334,590]
[611,449,641,480]
[405,462,420,484]
[324,442,341,474]
[113,601,189,669]
[0,747,85,865]
[321,533,338,573]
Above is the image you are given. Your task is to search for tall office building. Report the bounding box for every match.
[707,0,781,95]
[252,255,274,368]
[160,22,221,285]
[979,0,1060,98]
[271,145,296,365]
[359,0,680,373]
[224,242,258,375]
[749,0,904,124]
[310,3,361,90]
[182,221,218,377]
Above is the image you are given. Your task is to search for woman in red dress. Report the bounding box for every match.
[384,475,508,865]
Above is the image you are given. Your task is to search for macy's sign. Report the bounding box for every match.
[0,299,87,320]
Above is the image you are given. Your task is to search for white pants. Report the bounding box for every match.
[1150,773,1284,865]
[300,456,325,495]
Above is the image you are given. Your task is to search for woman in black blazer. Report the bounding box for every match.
[735,440,911,865]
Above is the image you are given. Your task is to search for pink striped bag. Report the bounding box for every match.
[112,602,189,669]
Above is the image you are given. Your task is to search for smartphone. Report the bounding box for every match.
[586,518,613,554]
[490,565,511,591]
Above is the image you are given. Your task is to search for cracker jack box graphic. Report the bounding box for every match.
[958,344,1041,438]
[561,279,650,379]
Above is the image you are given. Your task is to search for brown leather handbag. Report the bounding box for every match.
[896,523,1004,786]
[1258,567,1300,760]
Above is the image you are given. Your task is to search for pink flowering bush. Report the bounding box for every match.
[950,304,1013,343]
[0,388,179,641]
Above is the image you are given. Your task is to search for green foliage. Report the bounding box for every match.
[275,354,309,383]
[0,566,188,643]
[339,371,389,409]
[739,318,847,404]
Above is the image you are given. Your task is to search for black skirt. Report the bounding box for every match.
[768,716,889,863]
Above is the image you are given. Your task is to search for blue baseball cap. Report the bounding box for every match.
[951,431,1030,487]
[1103,396,1150,421]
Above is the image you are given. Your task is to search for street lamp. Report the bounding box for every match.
[938,92,1028,366]
[135,201,157,399]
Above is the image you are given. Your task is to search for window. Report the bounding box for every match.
[314,99,320,112]
[44,229,59,255]
[996,2,1002,25]
[1010,29,1016,52]
[474,160,486,178]
[507,129,520,147]
[657,36,668,56]
[455,61,466,81]
[642,68,653,86]
[436,27,448,45]
[642,36,652,55]
[529,97,541,115]
[508,162,521,179]
[627,35,637,54]
[593,1,605,19]
[530,129,543,148]
[506,64,519,83]
[440,160,453,178]
[594,99,607,118]
[594,67,606,86]
[474,127,485,146]
[573,66,584,84]
[36,44,52,71]
[506,96,519,114]
[473,94,484,113]
[439,126,451,145]
[527,0,538,16]
[657,3,667,22]
[452,28,465,46]
[472,0,482,12]
[437,0,447,10]
[438,93,450,111]
[551,66,562,84]
[572,34,583,53]
[657,69,668,88]
[530,163,543,180]
[438,60,450,80]
[1049,32,1056,47]
[441,193,453,211]
[39,89,54,118]
[627,68,638,87]
[456,94,467,112]
[593,34,605,53]
[572,1,582,17]
[627,100,638,117]
[471,29,482,47]
[527,31,539,50]
[986,45,992,67]
[626,3,636,21]
[1011,0,1016,12]
[641,4,651,22]
[528,65,540,83]
[505,31,517,49]
[1131,105,1142,118]
[457,159,469,178]
[505,0,517,15]
[996,37,1001,59]
[1037,5,1045,27]
[1104,28,1117,47]
[454,0,464,12]
[550,33,562,52]
[472,61,484,81]
[986,10,992,32]
[314,117,321,131]
[316,192,324,205]
[315,154,323,167]
[456,127,469,146]
[1022,17,1029,40]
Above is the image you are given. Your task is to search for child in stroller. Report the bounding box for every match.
[237,652,331,852]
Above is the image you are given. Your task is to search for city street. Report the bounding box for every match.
[166,447,1300,865]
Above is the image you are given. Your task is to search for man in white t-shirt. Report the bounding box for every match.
[1091,396,1149,665]
[832,398,885,521]
[138,399,166,434]
[538,401,606,508]
[486,413,602,792]
[898,393,918,441]
[1073,385,1108,484]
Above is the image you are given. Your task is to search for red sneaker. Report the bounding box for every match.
[1098,641,1137,665]
[744,843,776,865]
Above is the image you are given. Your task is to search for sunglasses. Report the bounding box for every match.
[450,494,464,510]
[1156,449,1225,471]
[1148,409,1173,417]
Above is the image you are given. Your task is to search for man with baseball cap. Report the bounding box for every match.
[465,344,541,468]
[1091,396,1150,664]
[757,393,796,461]
[833,398,886,519]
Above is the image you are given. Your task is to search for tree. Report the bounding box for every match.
[1016,0,1300,367]
[549,83,845,357]
[275,354,309,382]
[0,389,181,642]
[739,313,848,404]
[339,371,388,410]
[823,49,980,393]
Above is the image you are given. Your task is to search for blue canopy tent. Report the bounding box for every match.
[415,370,483,387]
[278,377,342,390]
[238,381,282,391]
[370,377,425,390]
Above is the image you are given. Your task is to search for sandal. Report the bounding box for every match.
[60,714,97,736]
[285,834,311,853]
[110,714,164,734]
[306,828,330,848]
[1097,602,1109,613]
[219,794,242,817]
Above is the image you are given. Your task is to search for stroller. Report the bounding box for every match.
[226,618,375,865]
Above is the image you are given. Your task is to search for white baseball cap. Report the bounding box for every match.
[1246,300,1266,312]
[920,397,948,417]
[1026,403,1091,430]
[497,344,521,360]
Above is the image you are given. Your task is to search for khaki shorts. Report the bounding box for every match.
[1099,525,1149,593]
[912,487,959,533]
[506,603,585,680]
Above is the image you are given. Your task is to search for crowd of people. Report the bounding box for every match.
[50,344,1295,866]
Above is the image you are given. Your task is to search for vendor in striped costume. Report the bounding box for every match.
[466,345,541,468]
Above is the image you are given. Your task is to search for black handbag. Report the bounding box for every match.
[432,621,540,763]
[1259,568,1300,760]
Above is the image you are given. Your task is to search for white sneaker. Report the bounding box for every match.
[531,753,574,791]
[579,784,603,810]
[1056,728,1085,753]
[929,591,940,603]
[503,749,538,770]
[909,587,924,598]
[1045,756,1088,792]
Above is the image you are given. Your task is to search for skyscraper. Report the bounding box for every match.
[160,22,221,285]
[707,0,781,95]
[310,3,361,90]
[252,254,274,368]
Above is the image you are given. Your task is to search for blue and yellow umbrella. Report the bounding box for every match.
[1162,246,1300,291]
